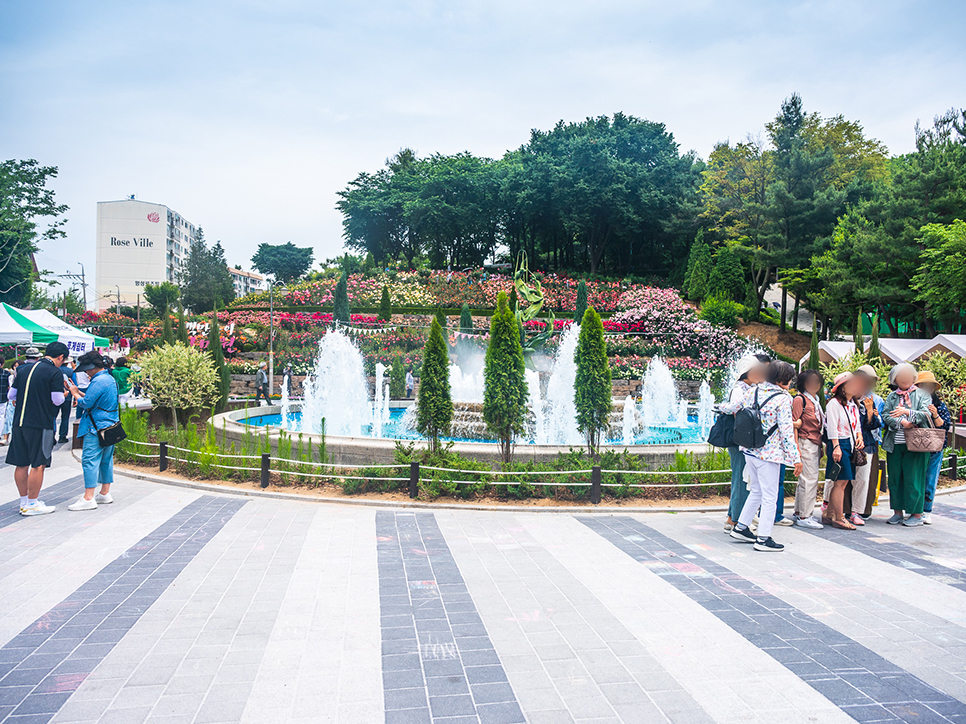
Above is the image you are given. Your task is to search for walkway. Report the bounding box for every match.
[1,447,965,723]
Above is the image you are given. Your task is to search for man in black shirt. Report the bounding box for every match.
[6,342,70,516]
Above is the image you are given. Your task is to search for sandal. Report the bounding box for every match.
[831,517,856,530]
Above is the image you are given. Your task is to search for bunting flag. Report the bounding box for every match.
[343,325,396,335]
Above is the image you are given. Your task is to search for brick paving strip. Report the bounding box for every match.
[0,495,245,723]
[0,476,85,530]
[579,515,966,724]
[933,503,966,523]
[376,511,525,724]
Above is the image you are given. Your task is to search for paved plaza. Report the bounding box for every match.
[1,449,966,724]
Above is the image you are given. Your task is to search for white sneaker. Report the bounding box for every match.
[922,513,932,525]
[95,493,113,505]
[21,501,56,516]
[794,516,824,530]
[68,498,98,512]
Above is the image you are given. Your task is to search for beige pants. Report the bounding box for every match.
[795,438,822,519]
[853,455,874,515]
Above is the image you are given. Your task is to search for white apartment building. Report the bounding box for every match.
[229,267,265,297]
[95,199,199,311]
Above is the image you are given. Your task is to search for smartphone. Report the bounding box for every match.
[827,461,843,481]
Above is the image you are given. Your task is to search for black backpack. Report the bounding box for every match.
[707,412,735,448]
[733,387,783,449]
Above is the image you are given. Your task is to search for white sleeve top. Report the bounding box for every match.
[825,398,859,443]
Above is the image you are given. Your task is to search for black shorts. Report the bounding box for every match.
[6,426,55,469]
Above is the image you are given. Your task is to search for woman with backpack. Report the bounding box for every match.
[824,372,864,530]
[792,369,825,529]
[724,361,802,552]
[722,355,768,532]
[882,363,932,526]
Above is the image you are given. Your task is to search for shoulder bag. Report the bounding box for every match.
[848,406,867,469]
[905,413,946,453]
[88,376,126,447]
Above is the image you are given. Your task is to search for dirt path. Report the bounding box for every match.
[738,321,812,362]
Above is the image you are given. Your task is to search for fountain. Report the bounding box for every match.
[298,329,369,436]
[697,380,715,438]
[536,324,581,445]
[448,364,484,403]
[280,373,292,430]
[525,368,543,443]
[622,395,637,445]
[640,357,681,428]
[373,362,387,438]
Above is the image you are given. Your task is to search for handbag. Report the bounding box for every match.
[848,406,867,469]
[905,414,946,453]
[707,412,735,448]
[89,376,126,448]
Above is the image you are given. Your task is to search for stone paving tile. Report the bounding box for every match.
[376,511,524,724]
[933,503,966,524]
[0,476,84,531]
[436,511,719,724]
[0,495,244,724]
[582,515,966,723]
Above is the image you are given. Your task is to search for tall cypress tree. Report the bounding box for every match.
[209,308,230,412]
[807,325,820,370]
[854,310,865,355]
[378,285,392,321]
[685,237,712,302]
[162,304,175,345]
[706,245,745,302]
[459,303,473,333]
[483,292,528,463]
[435,306,447,329]
[333,270,350,323]
[574,280,588,323]
[416,318,453,454]
[868,313,881,360]
[574,306,612,457]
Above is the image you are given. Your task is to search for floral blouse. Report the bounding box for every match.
[719,382,802,467]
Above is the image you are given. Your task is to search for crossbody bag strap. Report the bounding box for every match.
[86,375,121,433]
[18,362,42,427]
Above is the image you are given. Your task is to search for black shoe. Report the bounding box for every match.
[57,438,69,444]
[753,536,785,552]
[729,525,756,543]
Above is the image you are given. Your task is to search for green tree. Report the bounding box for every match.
[483,292,528,463]
[706,245,744,301]
[251,242,314,283]
[134,342,218,433]
[143,282,180,316]
[574,280,588,322]
[682,231,709,301]
[913,220,966,326]
[435,307,447,329]
[459,303,473,333]
[854,311,865,354]
[807,325,820,370]
[868,313,881,360]
[389,356,405,399]
[161,305,175,345]
[177,302,190,345]
[29,285,83,315]
[179,229,235,313]
[333,270,350,323]
[574,306,612,456]
[0,160,67,307]
[416,318,453,453]
[378,284,392,321]
[508,286,518,315]
[208,308,230,412]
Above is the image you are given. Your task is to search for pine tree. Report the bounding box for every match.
[378,285,392,321]
[177,302,190,345]
[807,325,820,370]
[483,292,529,463]
[508,286,518,315]
[389,356,405,399]
[209,308,230,412]
[854,310,865,355]
[574,307,612,457]
[435,307,447,329]
[868,313,881,360]
[574,280,588,323]
[162,304,175,346]
[685,236,712,302]
[459,303,473,333]
[707,245,745,302]
[416,318,453,454]
[333,270,350,323]
[683,229,704,297]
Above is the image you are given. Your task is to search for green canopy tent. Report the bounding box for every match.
[0,303,110,355]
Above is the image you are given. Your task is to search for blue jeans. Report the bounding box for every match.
[728,447,747,520]
[924,450,943,513]
[82,432,114,490]
[776,465,786,522]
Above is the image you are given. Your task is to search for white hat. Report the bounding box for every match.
[735,354,765,381]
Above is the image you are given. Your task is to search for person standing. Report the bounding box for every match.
[882,363,931,527]
[64,351,118,511]
[916,370,950,525]
[722,355,768,532]
[1,360,20,446]
[111,357,133,405]
[824,372,864,530]
[6,342,70,516]
[792,369,825,529]
[254,361,270,406]
[726,361,802,552]
[0,358,8,446]
[405,368,415,399]
[853,365,884,520]
[55,358,77,443]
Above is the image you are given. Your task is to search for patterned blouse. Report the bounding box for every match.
[719,382,802,467]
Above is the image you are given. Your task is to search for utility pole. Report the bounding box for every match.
[116,285,121,316]
[136,294,140,328]
[78,263,86,309]
[269,282,274,395]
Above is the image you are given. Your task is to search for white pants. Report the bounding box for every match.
[853,456,873,514]
[794,438,822,519]
[738,455,782,540]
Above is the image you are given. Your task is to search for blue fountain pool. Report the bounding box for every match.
[241,408,708,446]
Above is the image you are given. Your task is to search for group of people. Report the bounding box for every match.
[1,344,126,516]
[719,354,950,552]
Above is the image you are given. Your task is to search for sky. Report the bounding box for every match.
[1,0,964,302]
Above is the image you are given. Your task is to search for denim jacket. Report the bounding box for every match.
[77,370,120,438]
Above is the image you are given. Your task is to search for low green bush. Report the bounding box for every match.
[699,297,744,328]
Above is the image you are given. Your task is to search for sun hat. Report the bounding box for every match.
[75,352,107,373]
[855,364,878,379]
[888,362,917,387]
[916,370,940,388]
[734,354,765,381]
[24,347,41,359]
[830,371,853,394]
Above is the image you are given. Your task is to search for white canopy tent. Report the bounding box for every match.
[0,304,110,354]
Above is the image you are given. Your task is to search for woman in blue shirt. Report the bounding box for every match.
[64,352,119,511]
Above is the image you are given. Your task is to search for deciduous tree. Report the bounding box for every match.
[251,242,314,283]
